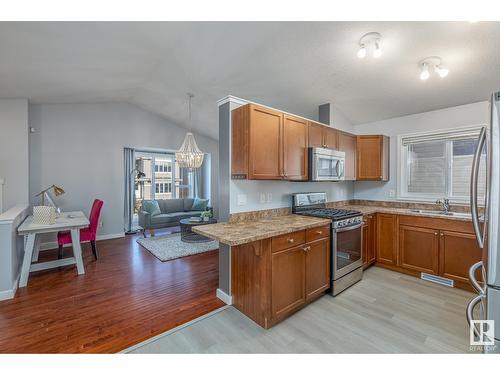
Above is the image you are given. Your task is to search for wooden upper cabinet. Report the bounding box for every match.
[356,135,390,181]
[308,121,338,149]
[308,122,324,148]
[305,237,330,301]
[338,131,357,181]
[376,213,398,266]
[323,127,338,149]
[283,115,308,180]
[231,104,308,180]
[399,225,439,275]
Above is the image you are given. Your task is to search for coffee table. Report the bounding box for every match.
[179,218,218,243]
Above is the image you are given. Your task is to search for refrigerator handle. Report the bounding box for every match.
[466,294,485,338]
[470,127,487,249]
[468,261,486,295]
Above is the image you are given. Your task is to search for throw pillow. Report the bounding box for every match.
[143,200,161,216]
[191,197,208,211]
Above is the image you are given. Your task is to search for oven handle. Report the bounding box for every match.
[335,222,364,233]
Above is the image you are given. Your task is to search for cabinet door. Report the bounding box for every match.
[271,245,306,320]
[338,132,357,181]
[439,230,483,285]
[376,213,398,266]
[323,127,338,149]
[283,115,308,180]
[362,215,376,267]
[308,122,324,148]
[356,135,389,181]
[399,225,439,274]
[305,238,330,301]
[248,105,283,180]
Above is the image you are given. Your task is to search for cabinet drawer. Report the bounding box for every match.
[272,230,306,253]
[306,225,330,242]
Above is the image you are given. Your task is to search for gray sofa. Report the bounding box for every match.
[139,198,208,237]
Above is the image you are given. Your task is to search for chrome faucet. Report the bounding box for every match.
[436,198,451,214]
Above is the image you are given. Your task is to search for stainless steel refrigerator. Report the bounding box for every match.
[467,91,500,353]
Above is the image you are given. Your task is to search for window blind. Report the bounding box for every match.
[401,128,482,146]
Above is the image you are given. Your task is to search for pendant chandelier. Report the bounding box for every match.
[175,93,205,169]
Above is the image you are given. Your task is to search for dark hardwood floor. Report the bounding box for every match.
[0,228,224,353]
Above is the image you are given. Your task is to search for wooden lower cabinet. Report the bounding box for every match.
[305,238,330,301]
[271,245,306,320]
[231,226,330,328]
[399,225,439,274]
[376,213,398,266]
[439,230,483,288]
[362,214,376,268]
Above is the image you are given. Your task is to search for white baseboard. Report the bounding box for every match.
[39,232,125,251]
[216,288,232,305]
[0,278,18,301]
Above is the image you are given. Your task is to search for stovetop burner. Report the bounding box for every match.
[298,208,361,221]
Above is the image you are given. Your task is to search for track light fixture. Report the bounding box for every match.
[357,32,382,59]
[418,56,449,81]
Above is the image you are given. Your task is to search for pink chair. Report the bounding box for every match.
[58,199,104,260]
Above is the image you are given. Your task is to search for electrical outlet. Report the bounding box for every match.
[260,193,266,204]
[389,189,396,198]
[99,221,103,228]
[237,194,247,206]
[267,193,273,203]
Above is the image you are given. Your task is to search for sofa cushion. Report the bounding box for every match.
[191,198,209,211]
[151,213,179,225]
[158,199,184,214]
[183,198,195,211]
[142,200,161,216]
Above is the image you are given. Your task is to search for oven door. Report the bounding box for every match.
[332,223,363,280]
[313,155,344,181]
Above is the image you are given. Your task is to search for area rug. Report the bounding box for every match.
[136,233,219,262]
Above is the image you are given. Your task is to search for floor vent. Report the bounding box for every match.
[421,273,454,288]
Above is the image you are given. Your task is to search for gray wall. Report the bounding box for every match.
[28,102,219,238]
[0,99,29,211]
[352,101,489,201]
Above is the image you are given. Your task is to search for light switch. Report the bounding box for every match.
[260,193,266,204]
[389,189,396,198]
[267,193,273,203]
[237,194,247,206]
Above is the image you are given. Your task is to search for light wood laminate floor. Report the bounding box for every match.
[129,266,475,354]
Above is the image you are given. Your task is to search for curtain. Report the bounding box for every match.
[191,166,203,198]
[123,147,135,233]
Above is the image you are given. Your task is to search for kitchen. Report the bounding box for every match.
[192,92,498,352]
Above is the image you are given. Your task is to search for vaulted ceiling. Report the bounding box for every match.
[1,22,500,139]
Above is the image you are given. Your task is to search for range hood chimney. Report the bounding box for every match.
[318,103,331,126]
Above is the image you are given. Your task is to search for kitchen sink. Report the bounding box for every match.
[409,209,472,218]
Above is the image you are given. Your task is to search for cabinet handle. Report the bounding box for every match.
[302,246,310,252]
[434,232,438,236]
[316,230,323,235]
[440,232,444,237]
[287,238,295,243]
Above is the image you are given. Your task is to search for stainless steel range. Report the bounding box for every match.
[292,192,364,296]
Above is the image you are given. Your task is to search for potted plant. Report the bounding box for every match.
[200,210,212,222]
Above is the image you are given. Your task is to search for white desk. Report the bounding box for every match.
[17,211,90,288]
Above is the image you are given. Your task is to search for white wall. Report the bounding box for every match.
[29,102,219,237]
[0,99,29,211]
[352,101,490,201]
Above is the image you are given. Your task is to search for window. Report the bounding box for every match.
[399,128,486,201]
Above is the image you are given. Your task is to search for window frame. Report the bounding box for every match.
[397,125,485,203]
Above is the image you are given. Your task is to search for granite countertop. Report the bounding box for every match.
[192,214,331,246]
[340,205,473,221]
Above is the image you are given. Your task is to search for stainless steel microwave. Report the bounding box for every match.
[309,147,345,181]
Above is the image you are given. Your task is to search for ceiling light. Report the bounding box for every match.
[418,56,449,81]
[420,63,430,80]
[373,40,382,58]
[435,65,449,78]
[175,93,205,169]
[357,44,367,59]
[357,32,382,60]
